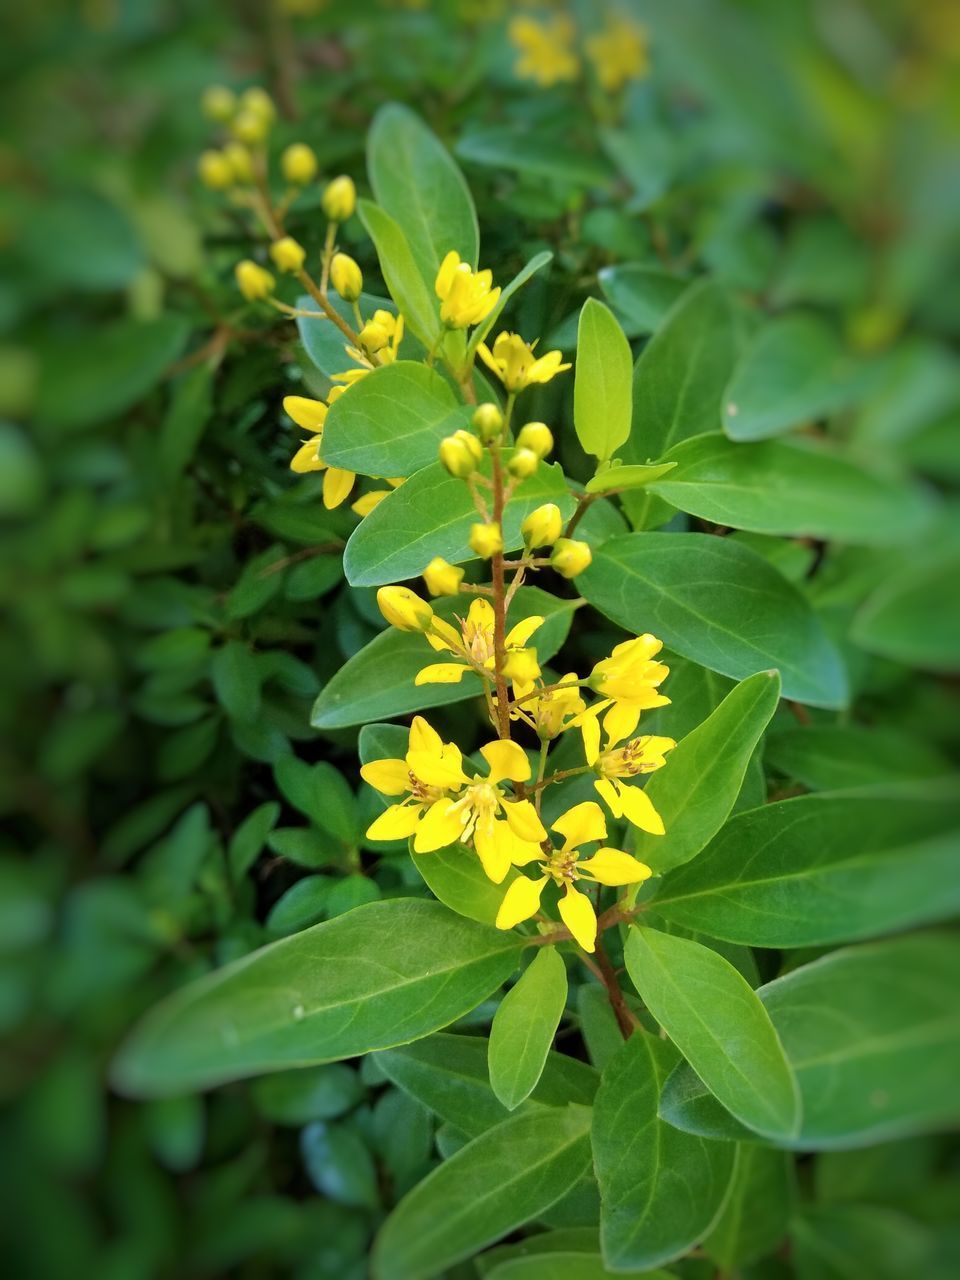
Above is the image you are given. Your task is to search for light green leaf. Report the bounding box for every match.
[652,780,960,947]
[704,1145,794,1270]
[593,1032,735,1270]
[632,670,781,876]
[851,549,960,673]
[368,103,479,284]
[649,433,936,545]
[359,200,440,348]
[343,460,575,587]
[598,264,689,335]
[574,299,633,461]
[312,587,575,729]
[723,313,869,441]
[765,724,949,791]
[111,900,523,1096]
[371,1107,594,1280]
[624,927,801,1142]
[584,461,677,495]
[579,533,848,708]
[321,362,472,478]
[489,948,568,1111]
[376,1032,597,1140]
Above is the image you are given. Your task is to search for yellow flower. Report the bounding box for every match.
[435,250,501,329]
[322,175,356,222]
[270,236,306,273]
[198,150,233,190]
[331,253,363,302]
[423,557,465,597]
[223,142,253,183]
[477,332,571,392]
[284,396,327,432]
[439,430,483,478]
[582,710,675,834]
[586,18,650,93]
[416,597,544,687]
[550,538,592,579]
[240,86,276,125]
[377,585,434,632]
[513,674,586,740]
[495,801,652,951]
[521,502,563,549]
[508,15,580,88]
[235,259,275,301]
[282,142,318,185]
[472,402,504,442]
[587,635,671,746]
[282,393,355,507]
[516,422,554,459]
[231,110,268,146]
[201,84,237,123]
[362,719,546,882]
[336,310,404,382]
[469,521,504,559]
[507,448,539,480]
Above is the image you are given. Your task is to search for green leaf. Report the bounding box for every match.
[851,550,960,673]
[368,103,479,284]
[632,671,781,876]
[252,1063,363,1125]
[111,900,523,1096]
[274,757,358,843]
[228,801,280,880]
[413,844,516,926]
[371,1107,594,1280]
[312,587,575,728]
[660,932,960,1149]
[624,927,801,1142]
[579,533,848,708]
[467,250,553,361]
[359,200,441,348]
[703,1145,794,1269]
[598,264,689,335]
[321,361,472,478]
[623,280,739,463]
[593,1032,735,1270]
[159,364,212,480]
[488,1259,673,1280]
[301,1120,379,1208]
[652,780,960,947]
[648,433,936,545]
[723,313,868,441]
[343,461,575,587]
[297,290,405,379]
[584,461,677,495]
[790,1205,935,1280]
[765,724,949,791]
[489,948,568,1111]
[455,128,613,186]
[574,299,633,461]
[210,640,261,724]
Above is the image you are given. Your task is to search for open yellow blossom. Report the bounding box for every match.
[587,634,671,745]
[435,251,500,329]
[362,719,546,882]
[512,674,586,739]
[509,14,580,87]
[416,597,544,686]
[495,801,652,952]
[478,332,571,392]
[586,18,650,93]
[283,393,355,508]
[582,709,675,834]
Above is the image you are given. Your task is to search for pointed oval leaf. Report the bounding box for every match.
[574,298,633,461]
[359,200,441,348]
[489,948,568,1111]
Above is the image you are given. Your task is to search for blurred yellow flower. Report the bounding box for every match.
[586,17,650,92]
[509,14,580,87]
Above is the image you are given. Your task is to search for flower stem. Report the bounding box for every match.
[489,441,511,740]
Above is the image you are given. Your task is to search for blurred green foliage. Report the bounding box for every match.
[2,1,959,1277]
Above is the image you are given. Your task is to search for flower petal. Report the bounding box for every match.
[474,820,514,884]
[501,797,547,843]
[552,800,607,852]
[414,663,468,685]
[496,875,547,931]
[504,615,544,649]
[359,758,410,796]
[602,700,642,748]
[579,846,653,887]
[412,798,464,852]
[407,744,469,790]
[408,716,442,755]
[593,776,624,820]
[466,598,496,633]
[366,803,421,842]
[558,884,597,952]
[322,466,355,509]
[617,783,666,835]
[580,710,601,766]
[425,617,461,653]
[480,739,532,784]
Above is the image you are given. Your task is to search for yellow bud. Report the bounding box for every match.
[283,396,328,431]
[322,175,357,222]
[469,522,503,559]
[235,259,275,301]
[507,447,539,480]
[201,85,237,122]
[231,110,268,145]
[516,421,554,459]
[223,142,253,183]
[281,142,318,185]
[503,647,541,685]
[358,319,389,355]
[330,253,363,302]
[269,236,306,274]
[241,86,276,124]
[198,150,234,190]
[521,502,563,548]
[551,537,592,578]
[377,585,434,632]
[439,429,482,478]
[423,556,465,597]
[472,402,504,442]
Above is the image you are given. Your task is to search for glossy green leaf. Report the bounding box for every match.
[579,533,847,708]
[376,1033,597,1140]
[321,362,472,478]
[372,1106,593,1280]
[488,1258,672,1280]
[574,299,633,461]
[765,724,949,791]
[111,900,523,1096]
[489,948,568,1110]
[312,587,575,728]
[649,433,936,545]
[343,460,575,587]
[632,670,781,876]
[704,1145,794,1269]
[598,264,689,335]
[414,844,517,925]
[851,550,960,673]
[359,200,441,348]
[653,780,960,947]
[593,1032,735,1270]
[584,461,676,495]
[790,1205,935,1280]
[625,927,801,1141]
[210,640,261,724]
[368,103,479,284]
[723,313,867,441]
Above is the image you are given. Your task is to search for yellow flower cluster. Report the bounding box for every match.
[508,12,650,94]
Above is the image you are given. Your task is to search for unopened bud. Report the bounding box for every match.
[503,647,541,685]
[198,150,233,190]
[472,402,503,442]
[439,430,483,478]
[516,421,553,459]
[240,86,276,124]
[469,522,503,559]
[283,396,328,432]
[377,585,434,632]
[223,142,253,183]
[423,557,465,597]
[322,175,356,222]
[269,236,306,274]
[521,503,563,549]
[235,259,275,301]
[551,538,592,578]
[202,85,236,122]
[330,253,363,302]
[358,320,389,355]
[231,110,268,146]
[507,448,539,480]
[282,142,318,186]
